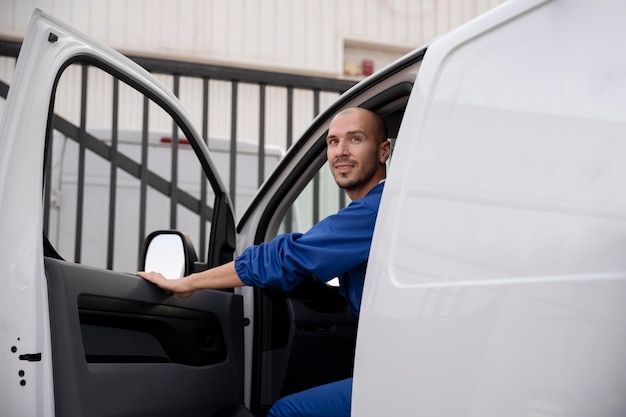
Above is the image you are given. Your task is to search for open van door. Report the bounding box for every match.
[0,10,245,417]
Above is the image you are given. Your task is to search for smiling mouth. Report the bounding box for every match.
[334,160,356,172]
[335,164,353,170]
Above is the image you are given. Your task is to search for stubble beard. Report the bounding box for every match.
[333,161,379,193]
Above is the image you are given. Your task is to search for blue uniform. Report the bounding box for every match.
[234,182,385,417]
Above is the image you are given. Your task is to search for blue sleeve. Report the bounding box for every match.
[235,196,380,291]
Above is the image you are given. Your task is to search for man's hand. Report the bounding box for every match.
[137,271,194,298]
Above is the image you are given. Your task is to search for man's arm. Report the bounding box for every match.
[137,261,245,298]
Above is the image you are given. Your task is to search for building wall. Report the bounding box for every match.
[0,0,509,163]
[0,0,507,78]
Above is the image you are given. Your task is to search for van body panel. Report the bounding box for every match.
[355,0,626,415]
[0,11,69,416]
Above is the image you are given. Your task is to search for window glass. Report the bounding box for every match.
[45,63,215,273]
[280,164,347,234]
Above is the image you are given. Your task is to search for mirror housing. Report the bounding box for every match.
[139,230,206,278]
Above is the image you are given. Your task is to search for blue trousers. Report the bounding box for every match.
[266,378,352,417]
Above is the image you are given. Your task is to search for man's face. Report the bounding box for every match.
[326,109,389,200]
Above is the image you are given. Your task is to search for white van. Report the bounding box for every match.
[1,0,624,416]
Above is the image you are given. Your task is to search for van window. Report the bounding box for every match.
[44,63,217,273]
[281,165,347,234]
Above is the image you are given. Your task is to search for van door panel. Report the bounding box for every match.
[45,257,244,417]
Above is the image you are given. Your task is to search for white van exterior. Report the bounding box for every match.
[1,0,624,416]
[355,0,626,415]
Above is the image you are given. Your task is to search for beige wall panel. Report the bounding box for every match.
[0,0,507,76]
[207,79,235,141]
[236,83,261,144]
[0,0,507,154]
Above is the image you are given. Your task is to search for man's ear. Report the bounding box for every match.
[379,140,391,163]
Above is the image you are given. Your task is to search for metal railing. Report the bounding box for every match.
[0,39,357,271]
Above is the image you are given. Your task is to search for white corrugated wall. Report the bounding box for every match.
[0,0,507,150]
[0,0,506,75]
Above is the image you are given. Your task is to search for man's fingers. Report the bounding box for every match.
[137,271,164,282]
[137,271,193,298]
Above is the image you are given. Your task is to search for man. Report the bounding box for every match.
[138,107,390,416]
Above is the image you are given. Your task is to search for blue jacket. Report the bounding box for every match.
[235,182,384,316]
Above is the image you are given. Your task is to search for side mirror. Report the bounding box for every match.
[139,230,202,279]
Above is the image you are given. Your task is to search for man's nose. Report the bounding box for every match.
[336,139,349,155]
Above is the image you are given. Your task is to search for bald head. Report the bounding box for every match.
[334,107,388,144]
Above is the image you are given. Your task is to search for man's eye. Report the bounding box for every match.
[350,136,361,142]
